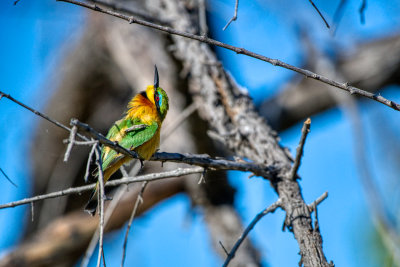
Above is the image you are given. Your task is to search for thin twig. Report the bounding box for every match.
[121,181,149,267]
[56,0,400,111]
[222,0,239,31]
[84,142,97,183]
[308,191,328,212]
[0,91,88,140]
[307,0,330,29]
[81,182,131,267]
[289,118,311,180]
[0,167,204,209]
[94,144,106,267]
[64,125,77,162]
[0,167,18,187]
[219,241,229,256]
[359,0,367,24]
[222,199,282,267]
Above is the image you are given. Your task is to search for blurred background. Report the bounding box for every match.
[1,0,400,266]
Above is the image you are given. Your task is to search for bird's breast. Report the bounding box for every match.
[135,128,161,160]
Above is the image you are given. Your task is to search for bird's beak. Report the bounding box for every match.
[154,65,159,89]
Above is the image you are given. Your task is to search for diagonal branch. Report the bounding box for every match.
[222,0,239,31]
[223,199,282,266]
[56,0,400,111]
[0,167,204,210]
[289,118,311,180]
[307,0,330,29]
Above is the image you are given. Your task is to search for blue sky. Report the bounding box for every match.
[1,0,400,266]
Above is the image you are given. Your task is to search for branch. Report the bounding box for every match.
[70,119,277,179]
[94,144,106,267]
[0,91,88,140]
[56,0,400,111]
[222,199,282,267]
[0,178,186,267]
[308,191,328,212]
[289,118,311,179]
[222,0,239,31]
[0,167,204,209]
[307,0,330,29]
[0,167,18,188]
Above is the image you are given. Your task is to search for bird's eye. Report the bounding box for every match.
[155,95,159,102]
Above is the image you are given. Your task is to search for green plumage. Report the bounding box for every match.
[102,118,158,172]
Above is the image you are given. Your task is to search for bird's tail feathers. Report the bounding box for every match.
[84,188,98,216]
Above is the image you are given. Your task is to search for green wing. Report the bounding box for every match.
[101,118,158,170]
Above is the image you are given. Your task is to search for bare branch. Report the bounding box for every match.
[71,118,277,178]
[81,183,131,267]
[219,241,229,256]
[0,167,18,187]
[223,199,282,267]
[0,167,204,210]
[308,192,328,212]
[307,0,330,29]
[121,181,148,267]
[0,91,87,141]
[222,0,239,31]
[94,144,106,267]
[84,142,97,183]
[0,91,88,140]
[55,0,400,111]
[289,118,311,180]
[64,125,78,162]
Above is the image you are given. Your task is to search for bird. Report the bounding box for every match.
[84,66,169,215]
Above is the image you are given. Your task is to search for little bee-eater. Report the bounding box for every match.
[85,66,169,215]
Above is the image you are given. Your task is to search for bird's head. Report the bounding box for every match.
[146,65,169,121]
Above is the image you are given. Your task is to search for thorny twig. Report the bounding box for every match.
[55,0,400,111]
